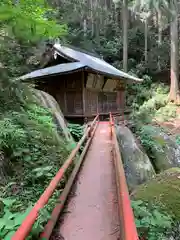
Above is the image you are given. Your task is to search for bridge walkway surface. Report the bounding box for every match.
[52,122,120,240]
[12,115,139,240]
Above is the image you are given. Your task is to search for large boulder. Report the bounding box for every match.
[132,168,180,220]
[139,125,180,172]
[33,89,75,146]
[116,125,155,191]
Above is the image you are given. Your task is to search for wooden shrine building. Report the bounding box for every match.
[20,44,142,120]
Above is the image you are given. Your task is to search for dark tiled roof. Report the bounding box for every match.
[20,44,142,82]
[53,44,142,82]
[20,62,85,80]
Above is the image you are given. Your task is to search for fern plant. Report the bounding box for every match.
[68,123,84,142]
[132,200,172,240]
[0,198,32,240]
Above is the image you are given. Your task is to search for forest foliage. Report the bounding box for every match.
[0,0,180,239]
[0,1,69,239]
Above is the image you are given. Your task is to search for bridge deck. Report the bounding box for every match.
[53,122,120,240]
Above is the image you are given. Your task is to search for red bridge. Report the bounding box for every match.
[12,114,139,240]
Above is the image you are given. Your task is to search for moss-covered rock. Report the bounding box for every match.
[33,89,75,145]
[139,125,180,172]
[116,125,155,191]
[132,168,180,220]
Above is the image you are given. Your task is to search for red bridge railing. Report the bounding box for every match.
[12,114,138,240]
[12,115,99,240]
[110,113,139,240]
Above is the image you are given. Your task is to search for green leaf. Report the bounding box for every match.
[13,151,22,157]
[4,230,16,240]
[24,155,31,161]
[0,218,6,231]
[0,228,8,237]
[1,198,16,207]
[36,172,43,178]
[46,173,53,177]
[22,148,30,153]
[131,200,143,208]
[14,206,32,226]
[43,166,53,171]
[135,219,141,228]
[3,209,15,221]
[141,216,151,226]
[134,200,143,205]
[5,219,16,230]
[150,218,157,227]
[32,167,41,172]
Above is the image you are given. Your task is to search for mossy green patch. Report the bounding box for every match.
[139,125,180,172]
[132,168,180,220]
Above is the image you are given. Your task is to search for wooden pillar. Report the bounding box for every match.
[116,80,126,122]
[64,81,67,114]
[82,72,86,116]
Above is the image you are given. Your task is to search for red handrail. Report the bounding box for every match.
[110,113,139,240]
[12,115,99,240]
[40,120,99,239]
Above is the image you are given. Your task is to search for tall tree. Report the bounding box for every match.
[138,11,150,65]
[90,0,94,36]
[169,0,180,103]
[157,8,162,71]
[133,0,180,103]
[144,17,148,64]
[122,0,128,72]
[0,0,66,76]
[113,0,128,72]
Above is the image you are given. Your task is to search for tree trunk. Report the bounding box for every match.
[158,10,162,45]
[95,0,100,42]
[169,8,180,104]
[122,0,128,72]
[83,19,87,37]
[157,9,162,71]
[144,18,148,65]
[83,0,87,37]
[90,0,94,36]
[115,5,120,25]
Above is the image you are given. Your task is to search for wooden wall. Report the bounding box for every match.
[36,71,124,117]
[56,72,83,116]
[84,89,121,115]
[36,71,84,116]
[84,72,123,115]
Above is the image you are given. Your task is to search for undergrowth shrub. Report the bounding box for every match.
[155,104,178,122]
[126,75,153,108]
[68,123,84,142]
[138,125,163,162]
[133,94,168,124]
[176,136,180,145]
[132,169,180,239]
[130,83,170,126]
[0,104,65,165]
[0,198,32,239]
[132,200,172,240]
[129,81,178,128]
[0,103,71,239]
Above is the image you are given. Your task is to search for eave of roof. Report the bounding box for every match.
[19,44,143,83]
[19,62,85,81]
[53,44,143,83]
